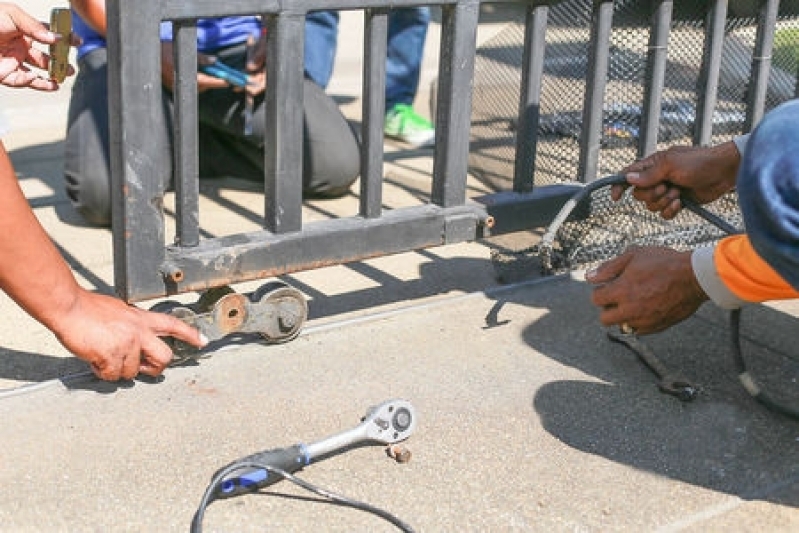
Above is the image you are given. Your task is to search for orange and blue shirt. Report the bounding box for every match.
[693,108,799,307]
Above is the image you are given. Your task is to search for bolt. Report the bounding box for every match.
[386,444,412,464]
[277,304,299,330]
[278,314,296,329]
[161,263,184,283]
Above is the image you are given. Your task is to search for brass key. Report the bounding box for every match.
[48,8,72,83]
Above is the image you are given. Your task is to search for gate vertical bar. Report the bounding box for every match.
[264,12,305,233]
[172,21,201,247]
[432,0,480,208]
[361,9,389,219]
[577,0,614,183]
[108,0,168,300]
[744,0,779,131]
[513,2,549,193]
[693,0,728,146]
[639,0,673,158]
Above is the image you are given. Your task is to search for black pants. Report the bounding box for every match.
[64,47,361,226]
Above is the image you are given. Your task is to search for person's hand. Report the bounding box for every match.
[244,31,266,97]
[0,3,76,90]
[586,246,708,335]
[159,43,225,92]
[194,55,265,96]
[51,289,208,381]
[610,142,741,219]
[242,66,266,97]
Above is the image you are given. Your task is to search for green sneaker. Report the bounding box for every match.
[384,104,436,148]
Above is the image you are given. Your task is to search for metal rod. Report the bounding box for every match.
[639,0,673,158]
[513,3,549,193]
[264,13,305,233]
[577,0,614,183]
[693,0,728,146]
[744,0,779,131]
[108,0,169,300]
[431,0,479,207]
[360,9,389,219]
[173,21,201,247]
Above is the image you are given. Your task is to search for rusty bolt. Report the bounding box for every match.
[162,263,184,283]
[386,444,412,464]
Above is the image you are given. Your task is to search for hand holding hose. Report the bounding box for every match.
[610,142,742,218]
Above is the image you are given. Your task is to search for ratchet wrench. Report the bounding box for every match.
[212,399,417,499]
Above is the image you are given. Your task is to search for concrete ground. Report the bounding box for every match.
[1,3,799,533]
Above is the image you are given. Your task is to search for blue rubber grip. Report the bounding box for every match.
[213,444,311,499]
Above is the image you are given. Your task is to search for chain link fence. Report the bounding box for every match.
[469,0,799,190]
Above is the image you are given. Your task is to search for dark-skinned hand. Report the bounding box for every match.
[586,246,708,335]
[610,142,741,220]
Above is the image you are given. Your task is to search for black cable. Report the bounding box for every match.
[682,199,799,420]
[190,460,416,533]
[729,308,799,421]
[671,197,799,419]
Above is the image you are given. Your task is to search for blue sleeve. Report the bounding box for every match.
[72,10,107,59]
[160,17,260,51]
[736,99,799,290]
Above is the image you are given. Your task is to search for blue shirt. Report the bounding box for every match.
[72,12,105,59]
[737,98,799,291]
[73,13,261,59]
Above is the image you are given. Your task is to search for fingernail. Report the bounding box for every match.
[585,267,597,280]
[199,333,209,346]
[627,172,640,182]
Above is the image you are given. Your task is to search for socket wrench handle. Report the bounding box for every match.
[211,399,416,500]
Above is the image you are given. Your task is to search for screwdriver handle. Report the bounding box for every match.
[212,443,310,499]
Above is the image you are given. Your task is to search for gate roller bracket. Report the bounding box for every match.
[151,281,308,363]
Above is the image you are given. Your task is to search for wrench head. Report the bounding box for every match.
[658,380,699,402]
[361,399,417,444]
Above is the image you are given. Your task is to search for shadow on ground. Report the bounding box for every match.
[0,346,87,384]
[488,275,799,509]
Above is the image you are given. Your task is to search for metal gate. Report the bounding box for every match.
[108,1,796,327]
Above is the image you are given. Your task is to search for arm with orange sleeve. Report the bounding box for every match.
[692,236,799,309]
[691,100,799,308]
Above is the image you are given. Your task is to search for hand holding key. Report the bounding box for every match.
[0,4,76,90]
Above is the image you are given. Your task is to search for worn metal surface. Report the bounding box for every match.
[155,282,308,361]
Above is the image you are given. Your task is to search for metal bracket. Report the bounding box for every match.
[152,281,308,363]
